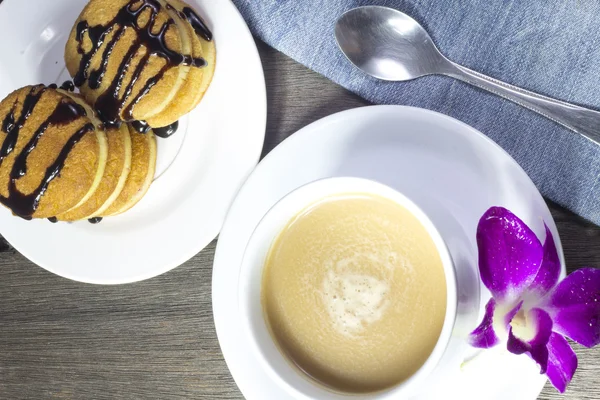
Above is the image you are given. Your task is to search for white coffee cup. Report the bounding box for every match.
[238,177,461,399]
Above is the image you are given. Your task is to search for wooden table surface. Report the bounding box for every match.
[1,40,599,400]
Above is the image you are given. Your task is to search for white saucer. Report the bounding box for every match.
[0,0,266,284]
[213,106,565,399]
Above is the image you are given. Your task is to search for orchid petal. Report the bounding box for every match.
[477,207,543,301]
[546,333,577,393]
[506,308,553,373]
[469,298,499,348]
[529,224,561,296]
[546,268,600,347]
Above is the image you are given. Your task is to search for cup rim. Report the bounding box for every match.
[238,177,458,399]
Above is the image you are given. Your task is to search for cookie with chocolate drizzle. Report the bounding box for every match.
[145,0,216,128]
[0,85,108,219]
[64,0,215,130]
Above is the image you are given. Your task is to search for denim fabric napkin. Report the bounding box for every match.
[231,0,600,225]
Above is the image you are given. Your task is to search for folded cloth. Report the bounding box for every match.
[231,0,600,225]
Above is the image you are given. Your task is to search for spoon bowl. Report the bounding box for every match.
[335,6,451,81]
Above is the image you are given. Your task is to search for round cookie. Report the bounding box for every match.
[145,0,216,127]
[57,123,132,221]
[101,124,156,216]
[170,0,216,112]
[118,1,192,122]
[64,0,196,125]
[0,85,107,219]
[185,18,216,111]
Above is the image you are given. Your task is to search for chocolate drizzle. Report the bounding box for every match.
[59,80,76,92]
[131,120,151,133]
[153,120,178,138]
[181,7,213,42]
[0,86,45,170]
[88,217,103,224]
[48,217,58,223]
[130,119,178,137]
[74,0,208,126]
[0,86,93,219]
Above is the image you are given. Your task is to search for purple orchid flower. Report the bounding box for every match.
[469,207,600,393]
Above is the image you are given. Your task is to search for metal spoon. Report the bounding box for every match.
[335,6,600,144]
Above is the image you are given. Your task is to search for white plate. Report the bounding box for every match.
[0,0,266,284]
[213,106,566,399]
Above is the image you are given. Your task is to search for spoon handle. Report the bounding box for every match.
[445,63,600,144]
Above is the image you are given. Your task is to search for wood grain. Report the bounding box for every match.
[0,40,599,400]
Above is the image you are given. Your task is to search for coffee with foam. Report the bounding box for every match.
[261,193,447,393]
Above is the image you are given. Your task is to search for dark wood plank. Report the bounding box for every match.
[0,40,598,399]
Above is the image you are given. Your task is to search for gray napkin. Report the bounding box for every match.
[231,0,600,225]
